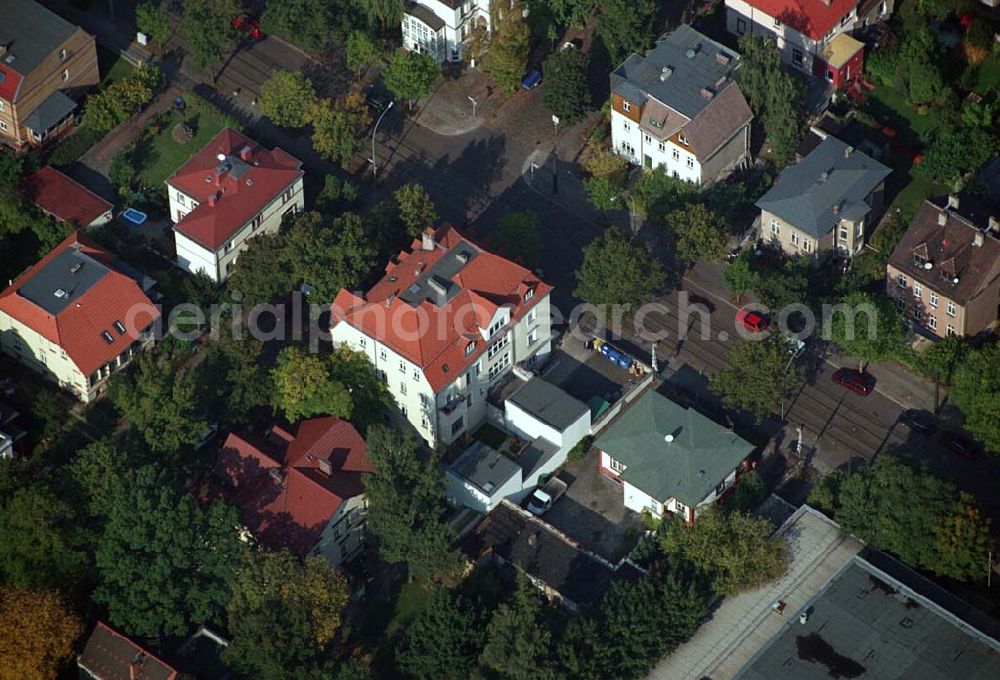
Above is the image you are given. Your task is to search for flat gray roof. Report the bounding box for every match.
[449,440,520,495]
[736,556,1000,680]
[18,247,110,315]
[399,240,480,307]
[507,377,589,433]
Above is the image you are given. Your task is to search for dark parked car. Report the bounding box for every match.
[939,430,981,460]
[899,409,937,436]
[831,368,875,396]
[521,69,542,90]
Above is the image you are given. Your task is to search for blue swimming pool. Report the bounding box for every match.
[122,208,148,225]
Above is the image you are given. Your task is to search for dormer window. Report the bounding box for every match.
[59,49,67,61]
[113,320,126,335]
[101,331,114,344]
[623,100,631,112]
[524,288,534,302]
[912,253,927,267]
[465,341,476,356]
[677,131,688,146]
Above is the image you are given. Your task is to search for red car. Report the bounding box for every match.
[831,368,875,396]
[233,15,263,41]
[736,308,769,333]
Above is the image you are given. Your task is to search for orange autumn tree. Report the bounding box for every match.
[0,587,83,680]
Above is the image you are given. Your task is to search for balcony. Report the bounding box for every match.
[439,392,468,415]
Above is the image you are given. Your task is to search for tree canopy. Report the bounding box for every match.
[94,465,245,636]
[575,228,666,308]
[825,291,907,370]
[736,35,804,167]
[486,0,531,95]
[346,30,382,79]
[135,2,170,49]
[261,71,317,128]
[383,50,441,107]
[949,342,1000,453]
[479,577,555,680]
[596,0,656,66]
[664,203,729,266]
[271,346,355,423]
[394,183,438,236]
[309,94,372,168]
[661,508,789,595]
[709,335,803,421]
[396,587,486,679]
[224,550,349,679]
[180,0,241,70]
[542,47,590,123]
[0,587,82,680]
[493,210,542,268]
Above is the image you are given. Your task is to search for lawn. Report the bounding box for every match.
[865,84,939,143]
[972,53,1000,95]
[97,46,134,87]
[133,96,231,190]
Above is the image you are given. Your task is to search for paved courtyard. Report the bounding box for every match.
[542,448,645,564]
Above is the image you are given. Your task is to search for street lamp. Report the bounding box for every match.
[468,95,478,117]
[371,100,395,178]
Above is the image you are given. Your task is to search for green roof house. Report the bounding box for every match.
[594,391,755,523]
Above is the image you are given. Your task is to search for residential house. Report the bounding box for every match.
[724,0,892,79]
[78,621,179,680]
[402,0,492,63]
[213,417,374,566]
[330,225,553,448]
[23,165,113,228]
[594,390,755,523]
[0,0,99,149]
[0,233,159,402]
[463,501,645,612]
[886,195,1000,338]
[756,134,890,259]
[166,128,304,283]
[447,439,524,513]
[610,25,753,184]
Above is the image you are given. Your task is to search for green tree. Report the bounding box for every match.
[723,253,756,303]
[260,0,336,52]
[271,346,354,423]
[631,167,698,223]
[0,481,87,590]
[596,0,656,65]
[950,343,1000,452]
[665,203,729,266]
[493,210,542,267]
[825,291,907,370]
[309,94,373,168]
[709,335,803,422]
[918,334,969,386]
[346,30,381,79]
[574,227,666,308]
[68,436,131,518]
[480,577,554,680]
[752,254,809,309]
[383,50,441,107]
[135,2,170,50]
[95,465,245,636]
[227,232,294,306]
[542,47,590,123]
[109,351,207,454]
[397,588,485,680]
[661,507,789,595]
[196,331,274,428]
[584,176,621,211]
[261,71,317,128]
[180,0,241,70]
[358,0,404,31]
[316,175,360,213]
[0,587,83,680]
[915,128,997,186]
[224,550,349,680]
[728,470,766,513]
[285,211,376,301]
[0,150,23,192]
[487,0,531,95]
[583,150,629,189]
[394,183,438,236]
[828,456,992,580]
[736,35,804,167]
[364,425,461,582]
[335,660,375,680]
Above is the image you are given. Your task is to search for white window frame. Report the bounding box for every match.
[0,121,7,132]
[946,301,956,317]
[622,100,631,112]
[609,457,626,473]
[929,292,938,308]
[770,219,780,236]
[896,274,906,289]
[913,282,923,298]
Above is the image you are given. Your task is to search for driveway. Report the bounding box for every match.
[542,449,645,564]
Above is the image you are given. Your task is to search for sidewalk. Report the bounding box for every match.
[683,260,939,413]
[415,68,502,136]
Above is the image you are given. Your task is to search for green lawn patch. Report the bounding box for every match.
[387,581,433,633]
[133,95,232,191]
[98,46,134,87]
[973,54,1000,95]
[889,174,946,217]
[865,84,939,143]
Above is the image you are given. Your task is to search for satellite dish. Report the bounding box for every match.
[664,434,675,444]
[923,262,933,270]
[952,277,960,284]
[216,153,226,162]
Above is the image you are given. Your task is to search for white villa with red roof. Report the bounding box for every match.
[213,416,373,566]
[0,232,159,402]
[724,0,892,78]
[166,128,304,283]
[330,225,553,448]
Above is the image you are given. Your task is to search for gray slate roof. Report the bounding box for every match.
[756,135,891,239]
[405,2,445,32]
[594,390,754,506]
[18,246,110,315]
[736,556,1000,680]
[507,377,589,432]
[22,89,76,133]
[0,0,78,76]
[449,440,520,495]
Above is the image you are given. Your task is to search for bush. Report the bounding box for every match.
[47,125,104,167]
[567,435,594,462]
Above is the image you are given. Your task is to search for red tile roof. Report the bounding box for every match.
[0,232,160,377]
[167,128,303,251]
[213,417,372,557]
[78,621,178,680]
[22,166,113,227]
[0,64,23,103]
[743,0,857,41]
[331,225,552,392]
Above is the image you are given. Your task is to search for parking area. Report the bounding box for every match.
[542,448,645,564]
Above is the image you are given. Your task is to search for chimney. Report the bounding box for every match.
[700,87,714,99]
[317,458,332,476]
[129,653,145,680]
[844,145,854,158]
[715,51,731,66]
[989,216,999,234]
[937,211,947,226]
[270,424,295,442]
[239,145,254,162]
[659,66,673,81]
[973,232,984,248]
[208,190,220,206]
[421,230,435,251]
[947,195,960,210]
